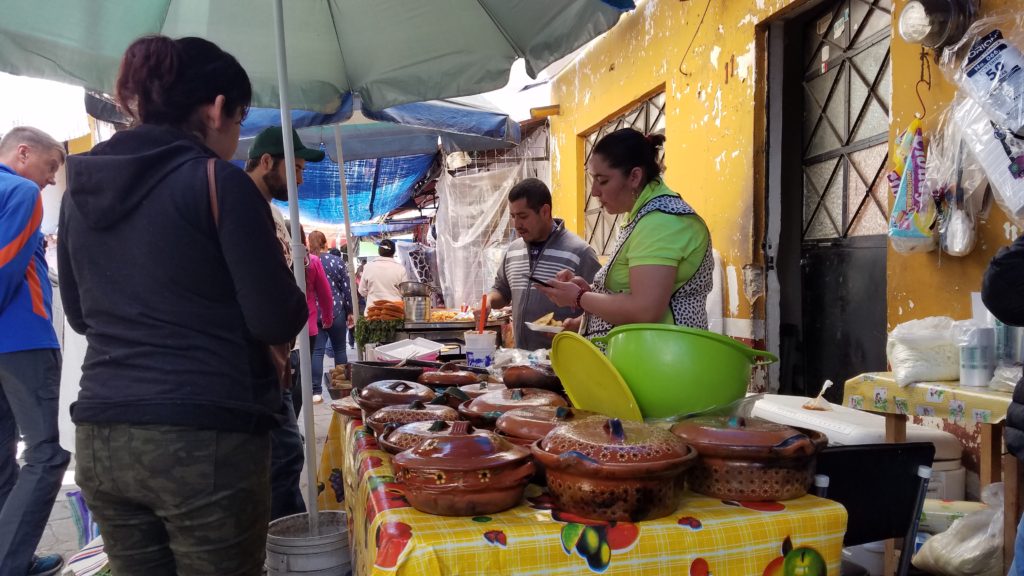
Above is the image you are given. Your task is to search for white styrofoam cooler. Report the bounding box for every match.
[751,394,965,500]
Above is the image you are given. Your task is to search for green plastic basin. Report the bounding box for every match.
[592,324,778,419]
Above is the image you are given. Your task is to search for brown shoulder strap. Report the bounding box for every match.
[206,157,219,228]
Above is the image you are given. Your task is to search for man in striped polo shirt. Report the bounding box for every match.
[489,178,600,351]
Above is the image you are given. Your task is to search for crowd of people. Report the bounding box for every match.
[0,28,719,575]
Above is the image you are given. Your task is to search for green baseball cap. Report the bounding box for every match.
[248,126,325,162]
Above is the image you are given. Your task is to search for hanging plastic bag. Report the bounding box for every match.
[940,12,1024,136]
[913,482,1004,576]
[889,127,938,253]
[954,94,1024,226]
[924,102,982,257]
[886,317,959,386]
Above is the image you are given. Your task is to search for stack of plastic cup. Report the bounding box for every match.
[464,330,497,368]
[960,325,996,387]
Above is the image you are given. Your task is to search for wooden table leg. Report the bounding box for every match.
[883,413,908,576]
[1004,454,1021,573]
[981,422,1003,488]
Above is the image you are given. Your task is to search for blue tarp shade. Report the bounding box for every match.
[237,95,519,162]
[270,150,435,224]
[240,93,354,139]
[350,218,431,237]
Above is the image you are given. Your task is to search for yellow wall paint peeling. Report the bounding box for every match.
[549,0,1017,340]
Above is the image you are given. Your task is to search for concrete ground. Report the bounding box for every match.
[36,353,345,566]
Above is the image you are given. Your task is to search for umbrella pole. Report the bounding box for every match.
[272,0,319,536]
[333,125,363,361]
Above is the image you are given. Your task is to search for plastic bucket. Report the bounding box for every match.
[592,324,777,419]
[266,511,350,576]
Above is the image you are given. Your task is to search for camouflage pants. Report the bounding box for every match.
[75,424,271,576]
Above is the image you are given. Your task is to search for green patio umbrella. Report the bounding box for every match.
[0,0,633,536]
[0,0,630,113]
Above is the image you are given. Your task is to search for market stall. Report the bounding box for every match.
[844,371,1020,568]
[318,412,848,575]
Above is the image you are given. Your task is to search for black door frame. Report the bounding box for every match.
[764,0,890,396]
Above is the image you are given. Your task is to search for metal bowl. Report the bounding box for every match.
[399,281,434,297]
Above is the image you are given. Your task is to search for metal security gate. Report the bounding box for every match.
[767,0,892,397]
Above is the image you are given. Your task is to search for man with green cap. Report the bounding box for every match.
[245,126,326,268]
[244,126,326,520]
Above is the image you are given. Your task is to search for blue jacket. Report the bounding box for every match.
[0,163,58,353]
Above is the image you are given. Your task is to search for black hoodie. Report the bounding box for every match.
[59,124,307,433]
[982,232,1024,458]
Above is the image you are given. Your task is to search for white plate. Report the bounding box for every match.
[525,321,564,334]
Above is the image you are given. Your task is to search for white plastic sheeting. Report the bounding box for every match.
[435,166,520,311]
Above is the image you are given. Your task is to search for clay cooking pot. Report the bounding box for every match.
[669,416,828,501]
[457,387,567,429]
[502,364,562,392]
[392,420,534,516]
[351,379,435,417]
[458,380,507,400]
[418,362,482,388]
[330,396,362,419]
[379,420,465,455]
[364,400,461,436]
[532,416,697,522]
[495,406,599,446]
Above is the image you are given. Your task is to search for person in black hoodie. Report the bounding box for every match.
[58,36,306,576]
[982,231,1024,575]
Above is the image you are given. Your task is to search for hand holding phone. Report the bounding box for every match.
[528,275,552,288]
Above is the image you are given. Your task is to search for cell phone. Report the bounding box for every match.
[528,275,553,288]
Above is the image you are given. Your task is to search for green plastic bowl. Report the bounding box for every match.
[592,324,778,419]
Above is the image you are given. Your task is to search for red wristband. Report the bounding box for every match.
[574,286,590,310]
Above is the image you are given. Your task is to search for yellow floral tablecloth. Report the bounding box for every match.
[843,372,1012,425]
[318,412,847,576]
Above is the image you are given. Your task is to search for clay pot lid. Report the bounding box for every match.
[540,416,690,464]
[393,420,530,471]
[465,387,567,415]
[495,406,599,441]
[670,416,808,448]
[501,365,562,392]
[356,379,435,406]
[381,420,457,452]
[330,396,362,418]
[458,381,508,398]
[418,362,482,387]
[670,416,827,460]
[366,400,459,428]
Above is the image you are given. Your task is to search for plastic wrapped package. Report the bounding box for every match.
[953,320,997,387]
[940,13,1024,136]
[988,362,1021,392]
[954,95,1024,226]
[912,482,1004,576]
[886,317,960,386]
[925,101,988,257]
[888,127,938,253]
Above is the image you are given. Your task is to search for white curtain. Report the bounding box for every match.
[435,165,520,311]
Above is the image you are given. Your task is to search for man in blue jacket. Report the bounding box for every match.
[0,126,70,576]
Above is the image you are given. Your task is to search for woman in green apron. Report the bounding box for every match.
[537,128,713,340]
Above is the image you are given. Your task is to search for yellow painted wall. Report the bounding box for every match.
[549,0,798,340]
[887,0,1015,327]
[549,0,1017,341]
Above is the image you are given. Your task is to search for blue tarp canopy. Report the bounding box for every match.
[235,94,519,162]
[266,151,436,224]
[87,92,516,224]
[238,95,518,224]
